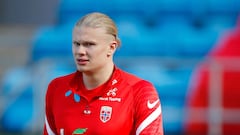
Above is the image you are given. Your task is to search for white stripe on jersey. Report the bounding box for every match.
[45,115,56,135]
[136,105,162,135]
[60,128,64,135]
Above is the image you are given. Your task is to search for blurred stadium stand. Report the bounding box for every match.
[0,0,240,134]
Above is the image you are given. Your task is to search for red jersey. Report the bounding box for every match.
[43,67,163,135]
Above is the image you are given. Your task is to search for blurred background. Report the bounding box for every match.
[0,0,240,135]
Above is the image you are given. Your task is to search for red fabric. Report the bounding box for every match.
[185,22,240,135]
[43,67,163,135]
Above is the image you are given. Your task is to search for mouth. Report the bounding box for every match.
[76,58,89,65]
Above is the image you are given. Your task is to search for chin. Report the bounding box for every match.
[77,68,85,72]
[77,66,89,72]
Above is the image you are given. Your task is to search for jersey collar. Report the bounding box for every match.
[68,66,122,102]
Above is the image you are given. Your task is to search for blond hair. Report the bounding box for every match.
[75,12,121,47]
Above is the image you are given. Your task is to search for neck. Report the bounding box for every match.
[82,62,114,90]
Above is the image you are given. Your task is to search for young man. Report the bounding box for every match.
[43,12,163,135]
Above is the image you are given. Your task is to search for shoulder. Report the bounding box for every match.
[49,72,76,86]
[45,71,78,100]
[118,69,159,102]
[118,69,155,90]
[46,71,77,96]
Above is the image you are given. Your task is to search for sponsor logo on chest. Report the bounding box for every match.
[99,79,122,103]
[99,87,122,102]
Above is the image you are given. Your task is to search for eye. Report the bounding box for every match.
[73,41,80,46]
[83,42,96,47]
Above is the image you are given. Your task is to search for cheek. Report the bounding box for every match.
[93,47,108,56]
[100,49,110,58]
[72,45,76,54]
[92,50,106,59]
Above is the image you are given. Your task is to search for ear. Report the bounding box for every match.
[107,41,118,57]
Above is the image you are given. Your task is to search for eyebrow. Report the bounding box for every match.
[73,40,96,44]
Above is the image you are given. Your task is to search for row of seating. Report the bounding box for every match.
[30,0,240,62]
[31,14,237,62]
[57,0,240,24]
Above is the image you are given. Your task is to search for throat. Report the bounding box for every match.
[84,80,103,90]
[82,65,114,90]
[82,73,112,90]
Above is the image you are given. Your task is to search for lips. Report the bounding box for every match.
[76,58,89,65]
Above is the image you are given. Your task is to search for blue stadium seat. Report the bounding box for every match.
[31,24,73,62]
[155,15,193,56]
[207,0,240,14]
[39,60,75,83]
[178,26,218,56]
[114,15,148,57]
[1,87,33,131]
[1,67,32,98]
[156,0,190,13]
[0,67,33,131]
[114,15,166,57]
[57,0,148,24]
[57,0,114,24]
[206,15,238,33]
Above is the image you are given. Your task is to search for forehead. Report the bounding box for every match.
[73,26,112,41]
[73,26,106,36]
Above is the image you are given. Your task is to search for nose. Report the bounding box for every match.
[74,45,86,55]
